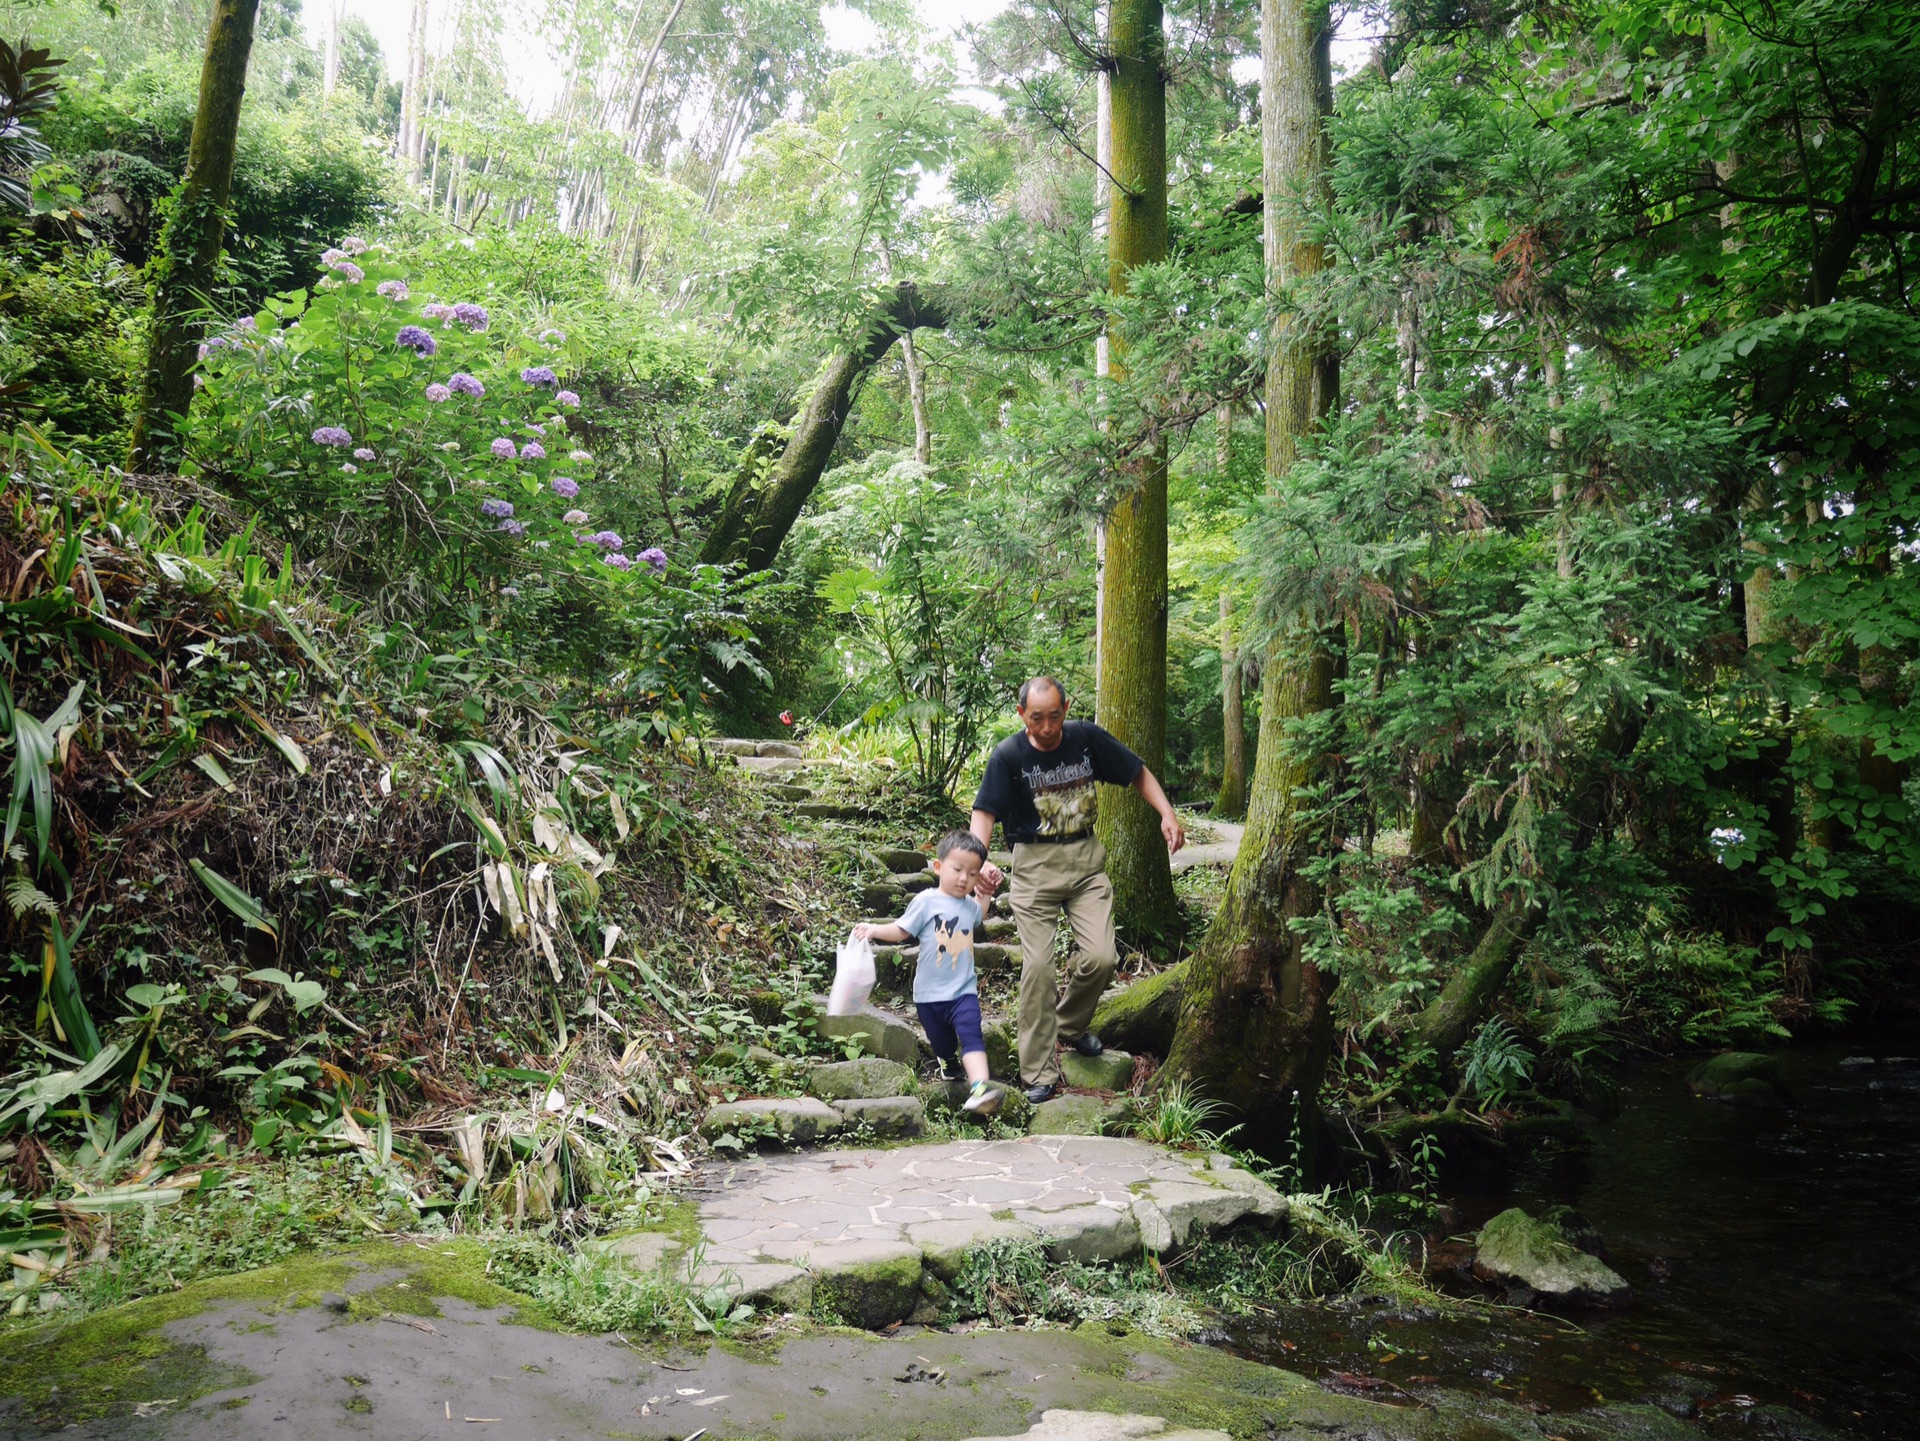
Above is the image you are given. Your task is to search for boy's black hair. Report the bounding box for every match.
[937,830,988,863]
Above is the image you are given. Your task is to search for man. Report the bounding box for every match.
[970,676,1186,1103]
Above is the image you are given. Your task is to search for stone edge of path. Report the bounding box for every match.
[631,1136,1288,1329]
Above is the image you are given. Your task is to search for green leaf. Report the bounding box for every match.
[192,753,235,790]
[191,859,278,938]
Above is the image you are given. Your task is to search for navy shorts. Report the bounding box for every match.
[916,992,984,1062]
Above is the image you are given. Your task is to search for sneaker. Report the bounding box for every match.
[1072,1032,1105,1058]
[961,1080,1003,1116]
[1024,1080,1057,1105]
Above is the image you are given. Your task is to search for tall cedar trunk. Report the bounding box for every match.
[128,0,260,471]
[1161,0,1337,1160]
[698,283,947,572]
[1215,403,1248,818]
[1094,0,1179,941]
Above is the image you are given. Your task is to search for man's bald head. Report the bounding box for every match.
[1016,676,1069,751]
[1018,676,1067,709]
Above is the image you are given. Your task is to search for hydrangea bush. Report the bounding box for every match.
[182,245,665,597]
[179,243,754,707]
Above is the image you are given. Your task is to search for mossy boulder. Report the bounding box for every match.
[1687,1051,1791,1105]
[1060,1049,1134,1092]
[807,1056,918,1101]
[810,1241,925,1328]
[925,1078,1031,1129]
[817,1004,924,1065]
[877,847,929,874]
[829,1095,926,1138]
[1473,1207,1632,1307]
[983,1019,1020,1081]
[1030,1093,1135,1136]
[699,1096,845,1147]
[1090,961,1186,1057]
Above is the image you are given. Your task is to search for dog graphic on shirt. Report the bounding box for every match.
[930,913,974,974]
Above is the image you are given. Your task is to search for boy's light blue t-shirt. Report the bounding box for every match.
[897,888,981,1004]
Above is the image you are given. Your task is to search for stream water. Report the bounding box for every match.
[1225,1047,1920,1438]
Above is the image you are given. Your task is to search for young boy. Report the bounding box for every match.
[852,831,1003,1115]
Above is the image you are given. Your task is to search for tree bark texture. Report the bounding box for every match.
[1094,0,1179,942]
[698,282,948,573]
[1408,901,1540,1062]
[128,0,260,472]
[1161,0,1337,1160]
[1216,586,1247,818]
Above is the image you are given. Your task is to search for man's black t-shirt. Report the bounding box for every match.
[973,721,1144,844]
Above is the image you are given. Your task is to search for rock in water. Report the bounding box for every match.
[1687,1051,1791,1105]
[1472,1207,1633,1307]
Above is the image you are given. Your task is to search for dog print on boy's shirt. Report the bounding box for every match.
[929,912,975,978]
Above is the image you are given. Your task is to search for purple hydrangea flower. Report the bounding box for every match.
[520,441,546,460]
[422,302,454,324]
[602,553,634,571]
[452,302,489,332]
[425,382,452,403]
[569,449,593,463]
[353,447,376,461]
[555,389,580,408]
[235,316,257,332]
[312,426,353,447]
[520,366,558,388]
[395,325,437,356]
[636,547,668,574]
[341,235,369,255]
[320,247,347,266]
[341,462,359,474]
[539,328,566,344]
[448,372,484,398]
[587,530,623,550]
[526,422,546,435]
[549,476,579,499]
[562,509,589,525]
[329,260,365,284]
[497,519,527,537]
[481,499,516,519]
[490,437,517,460]
[376,279,410,301]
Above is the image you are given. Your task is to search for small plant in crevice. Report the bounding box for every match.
[1131,1080,1237,1149]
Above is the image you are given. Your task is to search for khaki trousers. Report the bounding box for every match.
[1010,835,1118,1088]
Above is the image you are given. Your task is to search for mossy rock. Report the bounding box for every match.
[877,847,929,874]
[1029,1093,1135,1136]
[925,1079,1031,1129]
[829,1095,926,1138]
[817,1005,924,1066]
[1090,961,1186,1057]
[983,1019,1020,1081]
[699,1096,845,1146]
[1060,1048,1134,1092]
[807,1056,918,1101]
[1472,1206,1632,1306]
[810,1243,925,1328]
[1687,1051,1790,1104]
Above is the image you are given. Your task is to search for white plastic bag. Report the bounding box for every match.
[826,930,876,1016]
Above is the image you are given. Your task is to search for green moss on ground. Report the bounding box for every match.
[0,1240,543,1428]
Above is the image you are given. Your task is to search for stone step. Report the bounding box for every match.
[797,801,880,820]
[1031,1092,1135,1136]
[815,1001,925,1066]
[1061,1048,1135,1092]
[876,847,929,874]
[678,1136,1289,1326]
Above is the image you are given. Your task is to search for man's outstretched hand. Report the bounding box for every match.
[1161,811,1187,854]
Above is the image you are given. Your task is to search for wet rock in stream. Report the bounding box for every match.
[1472,1206,1635,1306]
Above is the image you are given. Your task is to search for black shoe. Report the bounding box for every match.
[1025,1081,1057,1105]
[1072,1032,1104,1058]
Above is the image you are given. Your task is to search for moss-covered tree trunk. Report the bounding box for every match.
[1216,587,1247,818]
[1094,0,1179,941]
[698,282,947,573]
[128,0,260,472]
[1408,901,1539,1062]
[1160,0,1338,1160]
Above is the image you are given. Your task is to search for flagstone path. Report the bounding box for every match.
[616,1135,1286,1327]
